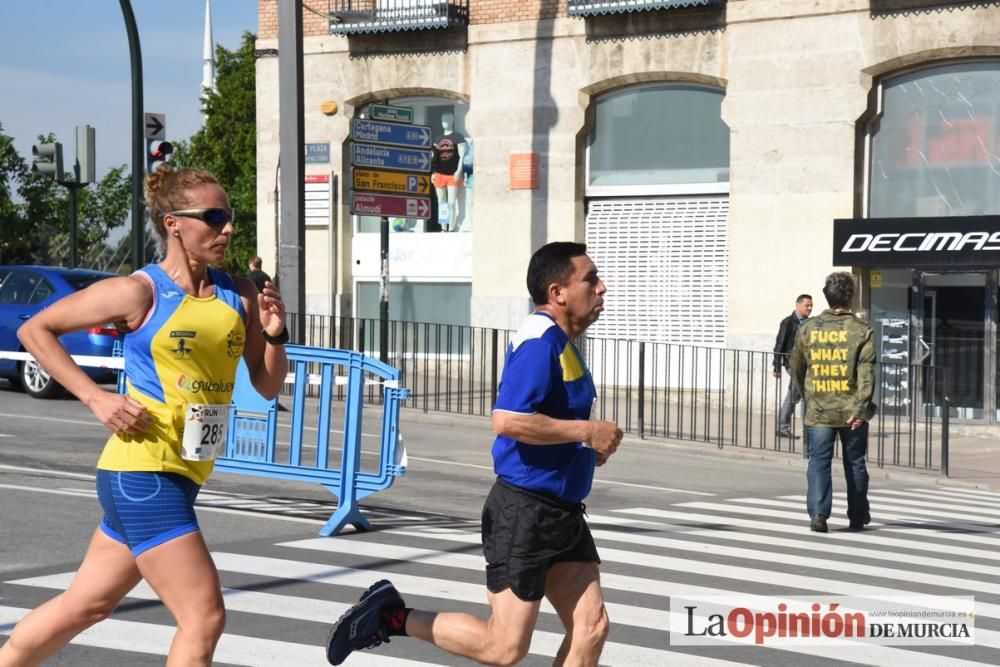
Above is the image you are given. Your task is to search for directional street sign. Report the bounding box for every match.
[353,168,431,196]
[370,104,414,124]
[351,143,432,173]
[144,113,166,140]
[351,192,432,220]
[351,119,432,149]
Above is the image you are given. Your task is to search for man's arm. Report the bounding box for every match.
[789,326,807,396]
[492,411,622,460]
[773,316,790,376]
[849,327,876,426]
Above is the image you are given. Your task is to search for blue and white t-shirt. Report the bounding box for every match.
[491,312,598,503]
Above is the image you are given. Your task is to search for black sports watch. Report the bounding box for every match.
[261,326,289,346]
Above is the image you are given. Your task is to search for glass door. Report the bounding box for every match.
[914,272,992,421]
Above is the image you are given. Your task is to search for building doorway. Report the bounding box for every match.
[913,271,995,421]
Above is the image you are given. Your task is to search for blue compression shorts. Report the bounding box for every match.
[96,470,202,557]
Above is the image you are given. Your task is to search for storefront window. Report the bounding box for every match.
[355,97,473,234]
[869,61,1000,217]
[588,84,729,188]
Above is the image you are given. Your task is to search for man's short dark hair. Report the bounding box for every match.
[527,242,587,306]
[796,294,812,303]
[822,272,855,309]
[250,256,263,269]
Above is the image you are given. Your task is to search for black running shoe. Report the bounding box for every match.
[326,580,404,665]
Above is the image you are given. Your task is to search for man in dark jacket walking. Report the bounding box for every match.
[773,294,813,438]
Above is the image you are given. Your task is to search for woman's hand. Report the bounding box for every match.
[257,281,286,336]
[87,391,152,436]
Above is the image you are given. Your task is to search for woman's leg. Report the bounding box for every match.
[136,531,225,667]
[0,528,140,667]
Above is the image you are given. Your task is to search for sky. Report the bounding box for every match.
[1,0,259,184]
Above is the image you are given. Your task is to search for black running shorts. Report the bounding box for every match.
[482,477,600,601]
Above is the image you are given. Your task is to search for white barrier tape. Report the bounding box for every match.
[0,351,124,370]
[295,374,399,388]
[0,351,398,388]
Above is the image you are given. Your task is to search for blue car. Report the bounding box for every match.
[0,265,121,398]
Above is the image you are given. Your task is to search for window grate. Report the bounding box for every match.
[567,0,725,18]
[585,196,729,346]
[328,0,468,34]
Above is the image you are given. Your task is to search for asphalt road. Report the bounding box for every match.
[1,381,997,666]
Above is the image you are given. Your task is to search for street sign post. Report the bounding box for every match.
[351,119,432,149]
[370,104,415,124]
[352,168,430,196]
[351,144,432,173]
[350,192,432,219]
[349,105,425,363]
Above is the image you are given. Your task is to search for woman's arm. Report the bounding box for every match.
[17,275,154,434]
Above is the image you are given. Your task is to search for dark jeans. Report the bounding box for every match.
[805,424,870,522]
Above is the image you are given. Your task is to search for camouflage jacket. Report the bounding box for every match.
[789,309,876,427]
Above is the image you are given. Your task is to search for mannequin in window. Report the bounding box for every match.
[431,112,467,232]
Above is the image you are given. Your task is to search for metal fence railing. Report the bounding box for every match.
[327,0,470,33]
[286,314,951,474]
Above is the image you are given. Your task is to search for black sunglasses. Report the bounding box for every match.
[168,208,235,227]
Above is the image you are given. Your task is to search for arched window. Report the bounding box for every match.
[869,61,1000,217]
[588,84,729,193]
[585,83,730,348]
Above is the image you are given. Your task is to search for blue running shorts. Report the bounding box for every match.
[96,470,202,557]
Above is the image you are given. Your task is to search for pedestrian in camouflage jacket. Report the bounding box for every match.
[789,272,876,533]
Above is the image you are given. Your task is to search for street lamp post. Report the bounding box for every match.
[119,0,144,271]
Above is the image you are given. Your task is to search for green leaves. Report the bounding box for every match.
[0,31,258,270]
[173,31,258,273]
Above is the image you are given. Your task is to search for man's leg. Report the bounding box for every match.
[544,561,609,667]
[840,424,871,527]
[777,376,795,433]
[805,426,835,524]
[405,588,541,666]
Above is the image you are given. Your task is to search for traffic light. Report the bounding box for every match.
[146,139,174,173]
[31,142,64,182]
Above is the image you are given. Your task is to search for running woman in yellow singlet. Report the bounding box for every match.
[1,166,289,667]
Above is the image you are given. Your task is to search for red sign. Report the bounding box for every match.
[509,152,539,190]
[350,192,432,219]
[305,174,330,183]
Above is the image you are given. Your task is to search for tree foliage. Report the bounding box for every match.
[0,124,129,266]
[0,31,258,272]
[173,31,258,273]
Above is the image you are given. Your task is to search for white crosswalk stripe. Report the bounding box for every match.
[3,486,999,665]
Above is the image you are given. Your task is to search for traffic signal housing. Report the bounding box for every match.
[32,142,64,182]
[146,139,174,173]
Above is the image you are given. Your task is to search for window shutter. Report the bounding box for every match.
[585,196,729,346]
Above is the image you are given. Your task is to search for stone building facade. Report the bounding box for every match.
[255,0,1000,421]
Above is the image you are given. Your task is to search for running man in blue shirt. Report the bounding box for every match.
[327,241,623,666]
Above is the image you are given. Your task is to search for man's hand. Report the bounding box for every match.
[586,420,623,461]
[772,370,781,379]
[847,416,866,430]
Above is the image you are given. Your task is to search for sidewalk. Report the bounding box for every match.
[399,406,1000,493]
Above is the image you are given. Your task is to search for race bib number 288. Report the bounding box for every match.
[181,403,230,461]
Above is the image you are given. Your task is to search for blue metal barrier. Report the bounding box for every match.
[215,344,410,536]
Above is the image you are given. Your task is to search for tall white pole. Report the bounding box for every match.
[201,0,216,121]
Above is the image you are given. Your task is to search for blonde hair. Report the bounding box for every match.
[145,164,219,241]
